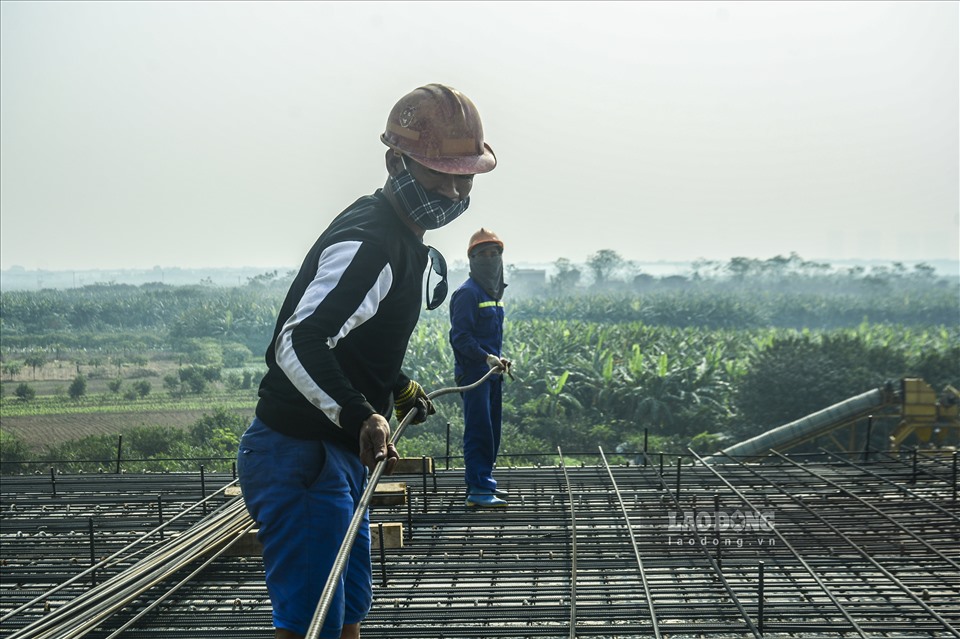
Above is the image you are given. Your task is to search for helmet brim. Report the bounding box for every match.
[382,137,497,176]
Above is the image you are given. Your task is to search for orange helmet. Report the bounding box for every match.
[381,84,497,175]
[467,228,503,256]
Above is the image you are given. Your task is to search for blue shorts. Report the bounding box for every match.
[237,417,372,638]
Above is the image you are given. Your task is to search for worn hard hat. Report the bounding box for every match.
[468,228,504,256]
[381,84,497,175]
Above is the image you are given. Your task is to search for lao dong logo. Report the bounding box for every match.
[667,509,775,533]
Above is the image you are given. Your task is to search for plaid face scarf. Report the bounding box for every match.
[388,170,470,230]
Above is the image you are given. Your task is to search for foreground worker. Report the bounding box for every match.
[237,84,496,639]
[450,228,511,508]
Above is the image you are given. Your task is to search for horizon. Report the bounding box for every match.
[2,255,957,293]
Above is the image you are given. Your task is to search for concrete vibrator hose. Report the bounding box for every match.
[305,364,504,639]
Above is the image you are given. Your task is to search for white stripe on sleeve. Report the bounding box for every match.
[275,241,394,426]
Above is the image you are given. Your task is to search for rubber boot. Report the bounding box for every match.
[465,492,508,508]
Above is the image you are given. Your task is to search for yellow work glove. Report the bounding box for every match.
[394,380,436,425]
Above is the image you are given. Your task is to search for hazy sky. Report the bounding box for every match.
[1,1,957,272]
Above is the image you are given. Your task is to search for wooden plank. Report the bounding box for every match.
[371,522,404,549]
[393,457,434,474]
[372,481,407,507]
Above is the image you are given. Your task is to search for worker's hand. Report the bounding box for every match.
[394,380,436,425]
[485,354,511,375]
[359,413,399,474]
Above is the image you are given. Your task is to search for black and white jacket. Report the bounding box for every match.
[255,190,427,454]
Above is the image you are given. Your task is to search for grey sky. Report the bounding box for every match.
[1,1,957,272]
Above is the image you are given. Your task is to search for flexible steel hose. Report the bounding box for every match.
[306,365,503,639]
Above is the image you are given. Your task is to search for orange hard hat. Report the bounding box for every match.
[467,228,504,256]
[381,84,497,175]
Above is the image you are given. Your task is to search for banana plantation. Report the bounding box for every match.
[1,258,958,469]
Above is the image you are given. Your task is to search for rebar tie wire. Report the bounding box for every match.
[306,365,502,639]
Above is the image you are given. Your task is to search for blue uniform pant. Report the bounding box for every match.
[460,370,503,493]
[237,418,372,638]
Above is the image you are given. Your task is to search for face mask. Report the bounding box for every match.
[388,168,470,230]
[470,252,505,300]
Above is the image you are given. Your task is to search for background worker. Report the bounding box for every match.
[237,84,496,639]
[450,228,511,508]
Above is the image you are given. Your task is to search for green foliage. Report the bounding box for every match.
[550,258,581,293]
[0,429,30,470]
[177,365,221,394]
[183,338,224,367]
[687,431,729,454]
[44,433,124,468]
[733,331,911,436]
[225,369,260,391]
[163,374,181,396]
[586,249,626,285]
[23,353,46,379]
[904,341,960,392]
[222,342,254,368]
[2,362,22,379]
[189,407,248,449]
[1,270,957,470]
[14,383,35,401]
[68,374,87,400]
[125,425,182,457]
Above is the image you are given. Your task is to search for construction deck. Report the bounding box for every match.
[2,449,958,638]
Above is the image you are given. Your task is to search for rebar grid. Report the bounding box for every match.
[1,452,958,638]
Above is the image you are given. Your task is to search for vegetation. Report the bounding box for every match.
[1,255,957,473]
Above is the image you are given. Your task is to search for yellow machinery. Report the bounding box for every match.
[705,377,959,464]
[889,378,960,453]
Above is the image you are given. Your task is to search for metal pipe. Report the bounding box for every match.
[704,386,894,464]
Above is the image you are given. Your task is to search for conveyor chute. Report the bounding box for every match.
[703,382,898,464]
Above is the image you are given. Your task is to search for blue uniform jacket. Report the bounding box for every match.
[449,277,504,380]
